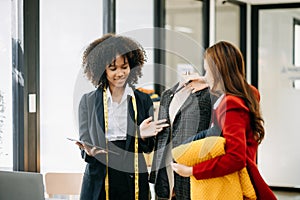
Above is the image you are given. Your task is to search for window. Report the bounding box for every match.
[293,18,300,67]
[40,0,102,173]
[116,0,154,90]
[0,0,13,170]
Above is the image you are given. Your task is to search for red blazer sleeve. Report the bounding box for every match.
[193,95,250,179]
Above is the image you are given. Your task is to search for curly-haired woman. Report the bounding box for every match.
[76,33,168,200]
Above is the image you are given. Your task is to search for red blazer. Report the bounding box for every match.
[192,88,277,200]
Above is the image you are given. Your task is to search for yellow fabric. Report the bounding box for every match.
[131,96,139,200]
[172,136,256,200]
[103,88,109,200]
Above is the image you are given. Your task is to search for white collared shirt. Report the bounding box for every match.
[106,84,134,141]
[213,94,225,110]
[169,83,191,126]
[210,93,225,128]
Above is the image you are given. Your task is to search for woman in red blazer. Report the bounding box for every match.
[171,41,277,200]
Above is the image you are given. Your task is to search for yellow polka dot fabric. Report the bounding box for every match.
[172,137,256,200]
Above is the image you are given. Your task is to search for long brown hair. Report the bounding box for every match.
[204,41,264,143]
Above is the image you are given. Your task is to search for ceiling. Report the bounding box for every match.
[170,0,300,5]
[167,0,300,10]
[234,0,300,4]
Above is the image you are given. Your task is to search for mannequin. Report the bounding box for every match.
[150,71,212,200]
[169,72,200,126]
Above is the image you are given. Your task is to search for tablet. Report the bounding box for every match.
[67,137,119,155]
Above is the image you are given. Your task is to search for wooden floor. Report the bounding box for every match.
[48,190,300,199]
[273,191,300,200]
[149,184,300,200]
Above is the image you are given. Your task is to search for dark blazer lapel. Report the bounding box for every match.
[125,95,135,156]
[158,84,178,138]
[169,87,194,137]
[172,94,193,132]
[153,85,178,171]
[177,92,193,113]
[95,88,106,146]
[163,83,179,117]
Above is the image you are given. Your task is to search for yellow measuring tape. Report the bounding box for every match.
[103,87,139,200]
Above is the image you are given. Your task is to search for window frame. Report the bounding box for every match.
[293,17,300,67]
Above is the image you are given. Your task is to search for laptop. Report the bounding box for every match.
[0,170,45,200]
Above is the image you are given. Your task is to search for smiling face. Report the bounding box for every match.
[106,55,130,90]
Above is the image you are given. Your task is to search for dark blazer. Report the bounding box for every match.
[78,87,154,200]
[149,85,211,199]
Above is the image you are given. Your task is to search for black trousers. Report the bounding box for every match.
[104,140,133,200]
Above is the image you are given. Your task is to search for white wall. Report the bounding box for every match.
[40,0,102,173]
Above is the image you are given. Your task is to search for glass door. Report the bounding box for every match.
[216,1,240,49]
[165,0,204,87]
[258,7,300,188]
